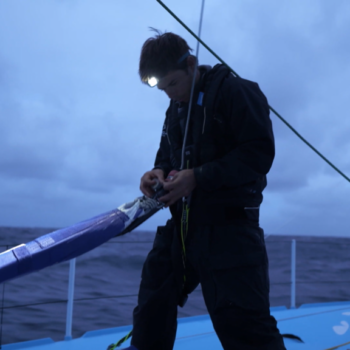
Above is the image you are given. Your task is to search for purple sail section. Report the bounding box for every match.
[0,208,129,284]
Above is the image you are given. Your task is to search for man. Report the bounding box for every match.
[124,30,286,350]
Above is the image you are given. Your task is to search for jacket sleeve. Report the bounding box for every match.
[193,77,275,191]
[153,114,172,177]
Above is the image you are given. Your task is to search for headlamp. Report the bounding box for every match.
[146,51,190,88]
[147,77,158,87]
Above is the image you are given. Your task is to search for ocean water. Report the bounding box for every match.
[0,227,350,345]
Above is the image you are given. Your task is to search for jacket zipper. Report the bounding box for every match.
[202,107,207,134]
[166,122,171,145]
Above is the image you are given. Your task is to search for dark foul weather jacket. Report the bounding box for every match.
[154,64,275,225]
[132,65,286,350]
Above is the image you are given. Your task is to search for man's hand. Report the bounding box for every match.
[140,169,165,198]
[158,169,196,207]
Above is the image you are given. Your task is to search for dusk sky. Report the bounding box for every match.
[0,0,349,237]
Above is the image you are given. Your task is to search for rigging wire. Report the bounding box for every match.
[0,294,139,311]
[180,0,205,170]
[1,277,350,311]
[0,279,349,311]
[156,0,350,185]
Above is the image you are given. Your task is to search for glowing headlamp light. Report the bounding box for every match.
[146,52,190,88]
[147,77,158,87]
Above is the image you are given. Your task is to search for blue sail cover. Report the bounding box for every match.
[0,196,163,284]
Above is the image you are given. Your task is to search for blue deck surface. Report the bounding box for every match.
[3,301,350,350]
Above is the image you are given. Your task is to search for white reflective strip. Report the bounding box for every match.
[0,244,25,255]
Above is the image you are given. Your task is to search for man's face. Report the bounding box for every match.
[157,68,194,103]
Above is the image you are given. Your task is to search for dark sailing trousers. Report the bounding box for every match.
[131,219,286,350]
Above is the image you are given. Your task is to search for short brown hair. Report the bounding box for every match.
[139,29,193,83]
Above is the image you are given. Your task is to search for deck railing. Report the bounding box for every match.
[61,239,299,339]
[0,237,349,345]
[291,239,296,309]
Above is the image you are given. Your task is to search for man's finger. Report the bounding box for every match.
[158,193,170,203]
[141,182,155,197]
[141,188,153,198]
[159,190,182,207]
[148,179,156,186]
[158,192,176,205]
[157,174,165,182]
[162,182,176,191]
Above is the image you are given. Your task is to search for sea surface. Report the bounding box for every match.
[0,226,350,345]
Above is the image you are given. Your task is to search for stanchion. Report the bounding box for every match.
[291,240,296,309]
[65,258,76,340]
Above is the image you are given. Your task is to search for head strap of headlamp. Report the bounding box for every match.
[147,51,191,87]
[177,51,190,64]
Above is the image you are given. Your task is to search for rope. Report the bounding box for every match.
[156,0,350,185]
[180,0,205,170]
[156,0,238,76]
[107,330,133,350]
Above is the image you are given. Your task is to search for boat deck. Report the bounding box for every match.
[3,301,350,350]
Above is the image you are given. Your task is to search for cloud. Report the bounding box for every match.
[0,0,349,237]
